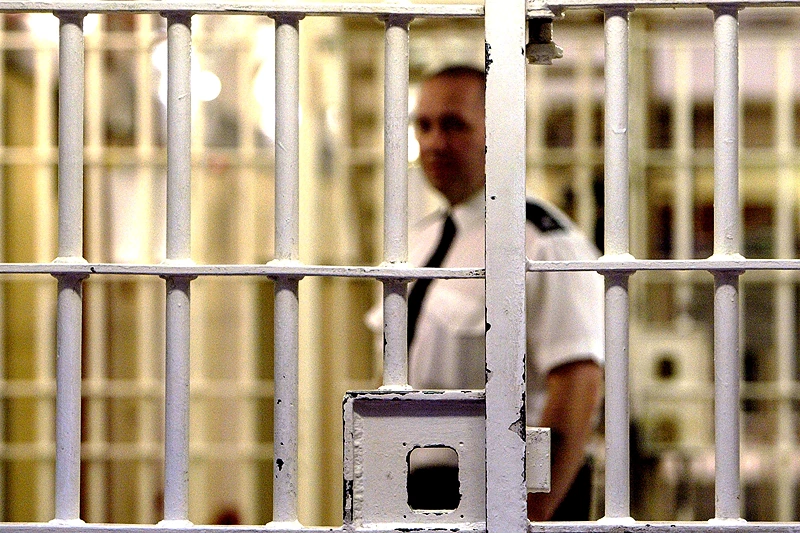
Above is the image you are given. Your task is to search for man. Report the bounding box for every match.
[378,65,604,521]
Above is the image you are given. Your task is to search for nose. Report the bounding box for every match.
[419,124,447,153]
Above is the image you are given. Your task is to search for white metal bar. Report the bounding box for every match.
[9,0,800,14]
[163,12,194,525]
[12,257,800,277]
[166,14,193,264]
[271,14,301,527]
[53,11,86,524]
[0,520,799,533]
[10,0,800,15]
[484,1,527,531]
[0,523,798,533]
[0,2,484,16]
[54,278,84,523]
[712,6,742,522]
[601,7,632,522]
[381,15,411,389]
[56,12,85,261]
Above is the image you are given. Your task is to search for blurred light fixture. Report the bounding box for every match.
[26,13,100,43]
[152,39,222,104]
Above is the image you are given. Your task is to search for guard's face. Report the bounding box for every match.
[414,75,486,206]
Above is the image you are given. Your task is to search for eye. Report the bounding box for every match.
[414,117,432,133]
[441,116,467,133]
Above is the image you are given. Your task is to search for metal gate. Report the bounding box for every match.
[0,0,797,532]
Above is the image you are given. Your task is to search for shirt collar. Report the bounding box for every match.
[449,188,485,231]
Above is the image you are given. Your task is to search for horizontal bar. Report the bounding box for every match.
[3,258,800,277]
[5,0,800,16]
[0,523,799,533]
[0,1,483,16]
[547,0,800,8]
[0,262,483,278]
[531,525,800,533]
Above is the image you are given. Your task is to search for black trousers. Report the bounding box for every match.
[406,460,592,520]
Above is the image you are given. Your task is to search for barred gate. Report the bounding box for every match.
[0,0,798,532]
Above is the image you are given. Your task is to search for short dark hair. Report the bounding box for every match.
[424,65,485,104]
[428,64,486,89]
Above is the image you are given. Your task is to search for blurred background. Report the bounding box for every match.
[1,4,800,527]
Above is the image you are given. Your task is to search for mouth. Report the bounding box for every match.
[422,155,456,173]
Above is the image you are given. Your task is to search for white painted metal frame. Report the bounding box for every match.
[0,0,798,532]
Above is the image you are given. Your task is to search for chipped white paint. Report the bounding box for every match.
[272,14,302,527]
[343,391,487,528]
[601,8,633,522]
[381,15,412,389]
[484,0,528,532]
[525,428,551,494]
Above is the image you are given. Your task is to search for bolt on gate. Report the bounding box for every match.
[0,0,798,532]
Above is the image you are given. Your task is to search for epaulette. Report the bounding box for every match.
[525,199,566,233]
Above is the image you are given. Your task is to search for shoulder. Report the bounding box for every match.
[525,198,570,234]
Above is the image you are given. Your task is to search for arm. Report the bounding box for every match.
[527,359,602,521]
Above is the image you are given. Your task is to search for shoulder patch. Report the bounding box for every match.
[526,200,566,233]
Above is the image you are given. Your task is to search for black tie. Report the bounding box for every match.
[408,214,457,348]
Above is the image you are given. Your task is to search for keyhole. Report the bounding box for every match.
[406,446,461,511]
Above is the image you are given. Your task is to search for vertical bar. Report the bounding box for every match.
[163,276,191,523]
[712,6,742,522]
[382,15,411,389]
[54,278,84,523]
[603,10,630,258]
[166,14,193,263]
[162,12,193,524]
[53,11,86,524]
[774,43,796,522]
[602,8,633,522]
[56,12,85,261]
[484,1,527,531]
[272,15,301,526]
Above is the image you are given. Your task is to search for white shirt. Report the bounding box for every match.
[368,190,604,426]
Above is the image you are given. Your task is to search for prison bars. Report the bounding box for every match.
[484,0,528,530]
[0,2,799,533]
[53,11,85,524]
